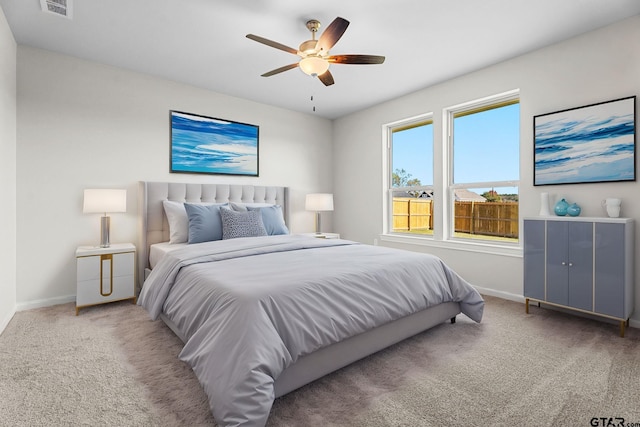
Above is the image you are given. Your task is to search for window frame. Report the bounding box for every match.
[444,90,520,245]
[381,90,521,257]
[384,113,434,237]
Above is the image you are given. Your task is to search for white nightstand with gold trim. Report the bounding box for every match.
[300,232,341,239]
[75,243,136,315]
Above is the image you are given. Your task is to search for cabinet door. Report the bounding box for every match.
[523,220,545,300]
[567,221,593,312]
[546,221,569,306]
[594,223,625,318]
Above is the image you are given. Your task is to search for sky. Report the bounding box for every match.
[392,103,520,194]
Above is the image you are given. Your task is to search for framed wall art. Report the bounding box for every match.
[170,110,259,176]
[533,96,636,186]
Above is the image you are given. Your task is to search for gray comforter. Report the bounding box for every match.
[138,235,484,426]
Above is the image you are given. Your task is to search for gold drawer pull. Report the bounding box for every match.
[100,254,113,297]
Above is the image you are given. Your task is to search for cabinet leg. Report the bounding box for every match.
[620,321,626,338]
[525,298,529,314]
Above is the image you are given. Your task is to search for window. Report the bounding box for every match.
[387,116,434,236]
[383,90,520,251]
[447,92,520,243]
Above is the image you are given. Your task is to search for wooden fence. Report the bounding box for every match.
[393,198,433,231]
[393,198,519,238]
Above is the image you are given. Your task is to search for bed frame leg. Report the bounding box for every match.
[450,316,456,324]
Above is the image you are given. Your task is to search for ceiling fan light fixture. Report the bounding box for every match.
[299,39,317,55]
[299,56,330,76]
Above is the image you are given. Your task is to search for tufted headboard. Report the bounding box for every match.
[137,181,288,289]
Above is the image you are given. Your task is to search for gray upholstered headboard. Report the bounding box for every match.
[137,181,288,289]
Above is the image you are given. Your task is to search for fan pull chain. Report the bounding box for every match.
[309,76,317,112]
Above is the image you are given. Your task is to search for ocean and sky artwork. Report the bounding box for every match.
[534,96,636,185]
[170,111,259,176]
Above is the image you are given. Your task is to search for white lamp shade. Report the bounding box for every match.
[83,189,127,214]
[305,193,334,212]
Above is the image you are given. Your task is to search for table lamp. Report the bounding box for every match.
[83,189,127,247]
[305,193,334,234]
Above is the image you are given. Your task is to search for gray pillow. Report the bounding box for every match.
[184,203,227,244]
[247,205,289,235]
[220,207,267,240]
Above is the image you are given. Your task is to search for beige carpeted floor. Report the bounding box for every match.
[1,296,639,427]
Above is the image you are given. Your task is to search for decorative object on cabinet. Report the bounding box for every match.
[83,189,127,248]
[566,203,581,217]
[539,192,551,216]
[305,193,334,234]
[553,198,569,216]
[76,243,136,315]
[170,110,259,177]
[602,198,622,218]
[523,217,634,337]
[534,96,636,186]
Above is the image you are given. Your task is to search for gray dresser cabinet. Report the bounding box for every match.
[523,217,634,337]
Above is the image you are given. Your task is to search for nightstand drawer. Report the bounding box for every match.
[77,252,134,281]
[76,275,135,306]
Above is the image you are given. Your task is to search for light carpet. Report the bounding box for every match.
[1,296,639,426]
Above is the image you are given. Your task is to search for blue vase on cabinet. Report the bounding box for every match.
[567,203,581,217]
[554,198,569,216]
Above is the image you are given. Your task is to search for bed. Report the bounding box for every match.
[136,181,484,427]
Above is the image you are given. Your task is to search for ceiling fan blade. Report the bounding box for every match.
[316,17,349,53]
[317,70,335,86]
[246,34,299,55]
[327,54,386,65]
[261,63,299,77]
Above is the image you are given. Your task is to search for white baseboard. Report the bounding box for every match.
[16,295,76,312]
[0,306,17,336]
[474,286,524,303]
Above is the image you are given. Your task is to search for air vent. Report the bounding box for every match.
[40,0,73,19]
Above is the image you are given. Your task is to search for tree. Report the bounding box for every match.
[393,168,421,187]
[481,190,502,202]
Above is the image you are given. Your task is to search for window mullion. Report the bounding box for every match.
[440,109,454,241]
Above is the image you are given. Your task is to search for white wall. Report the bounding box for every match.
[0,7,17,333]
[16,47,333,307]
[333,16,640,322]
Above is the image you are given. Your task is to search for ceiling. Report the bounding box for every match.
[2,0,640,119]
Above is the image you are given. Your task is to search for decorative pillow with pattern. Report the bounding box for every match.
[220,207,268,240]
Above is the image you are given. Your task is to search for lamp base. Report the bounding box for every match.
[314,212,322,234]
[100,215,111,248]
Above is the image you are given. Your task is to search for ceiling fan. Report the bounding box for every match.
[246,17,385,86]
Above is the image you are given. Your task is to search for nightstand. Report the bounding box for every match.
[75,243,136,315]
[300,232,341,239]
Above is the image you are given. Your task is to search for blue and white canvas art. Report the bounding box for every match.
[171,111,259,176]
[534,96,636,185]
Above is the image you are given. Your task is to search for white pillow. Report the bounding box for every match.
[163,200,189,244]
[163,200,219,244]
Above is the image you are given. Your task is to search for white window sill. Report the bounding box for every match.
[379,233,523,258]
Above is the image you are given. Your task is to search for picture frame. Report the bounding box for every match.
[170,110,259,176]
[533,96,636,186]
